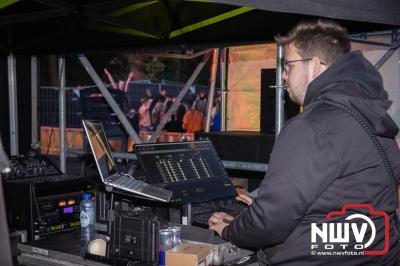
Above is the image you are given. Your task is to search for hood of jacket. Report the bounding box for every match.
[303,50,398,137]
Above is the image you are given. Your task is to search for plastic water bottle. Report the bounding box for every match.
[80,193,95,255]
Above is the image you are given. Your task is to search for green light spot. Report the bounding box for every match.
[0,0,18,10]
[184,0,211,2]
[109,1,159,17]
[169,6,254,39]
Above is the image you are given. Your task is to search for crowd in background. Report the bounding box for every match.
[133,86,221,134]
[103,68,221,134]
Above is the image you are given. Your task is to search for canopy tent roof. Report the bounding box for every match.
[1,0,399,54]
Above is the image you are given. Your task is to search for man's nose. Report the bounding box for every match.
[282,70,288,82]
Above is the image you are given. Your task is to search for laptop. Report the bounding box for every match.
[82,120,172,202]
[134,141,236,204]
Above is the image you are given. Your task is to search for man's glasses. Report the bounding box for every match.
[283,58,326,74]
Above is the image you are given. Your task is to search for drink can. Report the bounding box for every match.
[159,229,173,266]
[168,226,181,248]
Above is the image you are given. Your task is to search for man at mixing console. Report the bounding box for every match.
[209,19,400,265]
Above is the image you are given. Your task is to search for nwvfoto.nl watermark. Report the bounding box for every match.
[310,204,389,256]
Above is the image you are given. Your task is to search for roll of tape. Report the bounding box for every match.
[87,239,106,257]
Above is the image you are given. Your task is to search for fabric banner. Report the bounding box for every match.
[227,43,276,131]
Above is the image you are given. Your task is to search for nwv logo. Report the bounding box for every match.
[310,204,389,255]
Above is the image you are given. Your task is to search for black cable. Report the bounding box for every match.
[46,58,65,155]
[31,184,42,224]
[46,126,54,155]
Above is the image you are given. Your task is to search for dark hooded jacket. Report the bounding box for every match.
[222,51,400,265]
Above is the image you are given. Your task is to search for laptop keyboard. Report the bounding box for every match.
[108,172,146,191]
[191,197,248,226]
[106,172,172,202]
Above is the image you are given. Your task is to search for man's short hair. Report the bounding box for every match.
[275,19,351,65]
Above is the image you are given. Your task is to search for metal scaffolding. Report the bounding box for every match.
[58,56,66,173]
[205,48,219,132]
[7,53,18,156]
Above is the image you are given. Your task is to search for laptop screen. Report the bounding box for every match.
[83,120,117,180]
[134,141,235,203]
[134,141,230,184]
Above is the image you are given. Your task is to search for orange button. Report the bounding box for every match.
[58,201,66,207]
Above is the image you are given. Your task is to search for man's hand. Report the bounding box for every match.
[208,212,233,237]
[236,193,253,205]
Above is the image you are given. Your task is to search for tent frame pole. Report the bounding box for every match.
[205,48,219,132]
[374,43,400,70]
[31,56,39,149]
[275,44,285,137]
[58,56,67,173]
[8,53,18,155]
[220,48,227,131]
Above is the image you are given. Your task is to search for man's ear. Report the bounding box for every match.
[311,56,324,78]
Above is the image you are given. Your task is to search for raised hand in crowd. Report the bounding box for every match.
[124,71,134,93]
[104,68,117,90]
